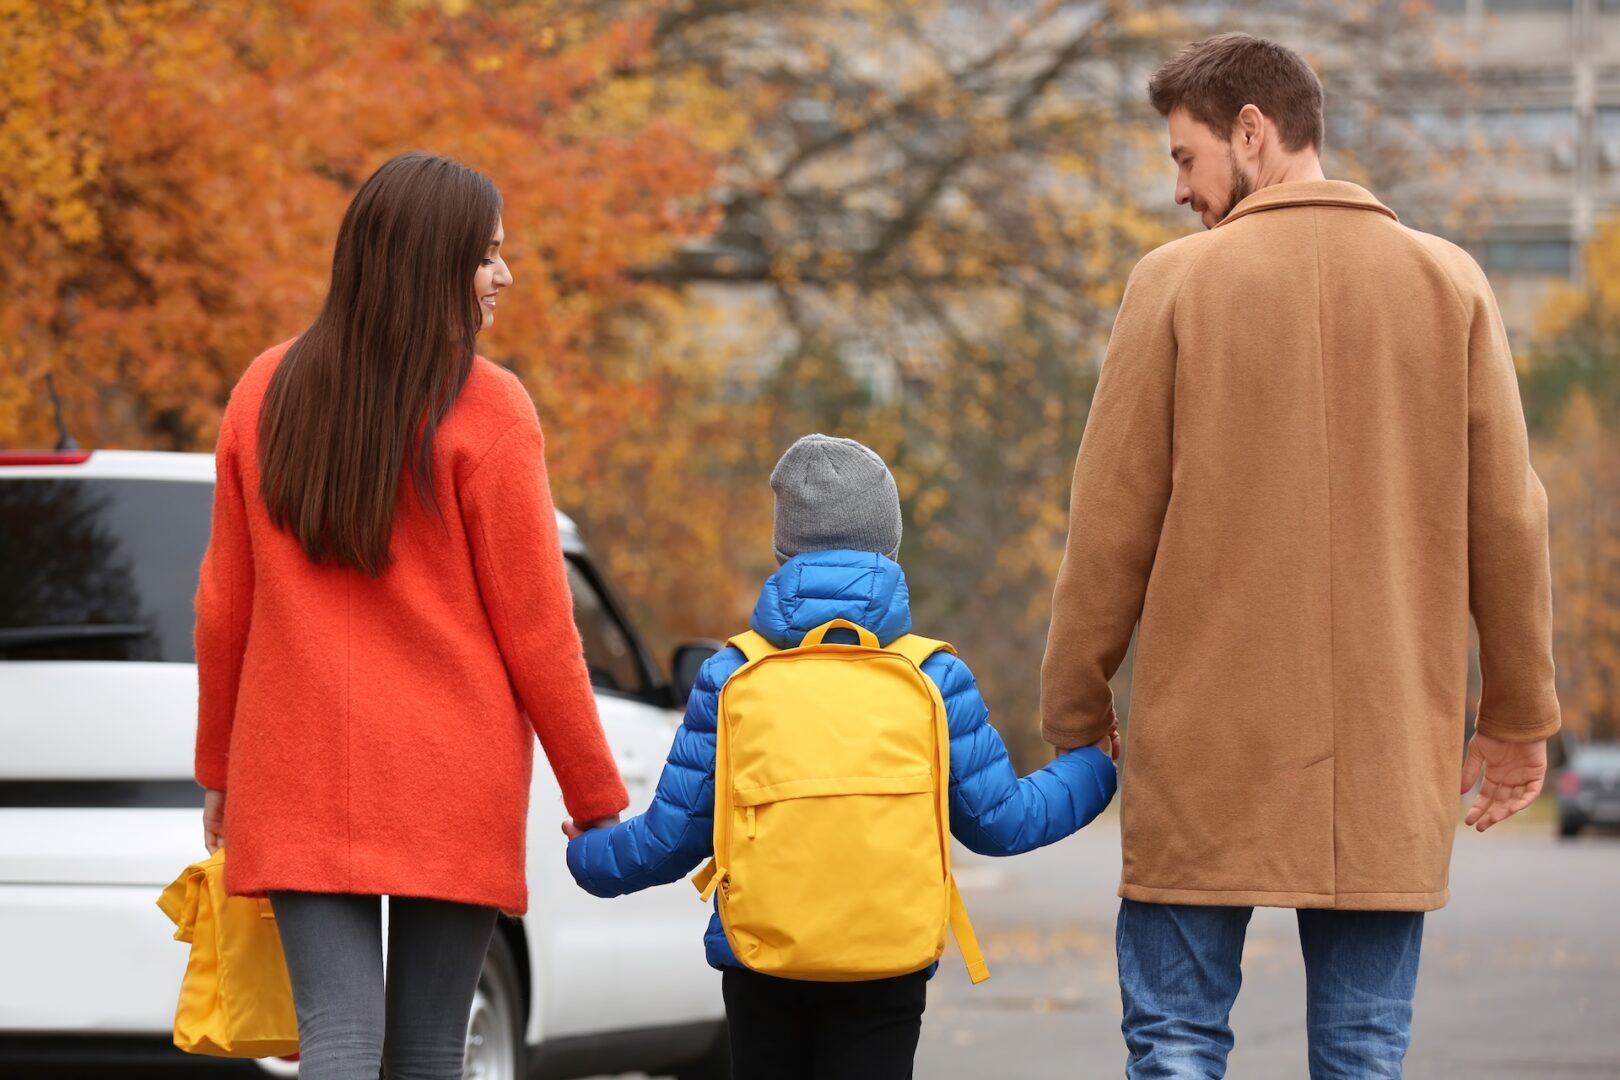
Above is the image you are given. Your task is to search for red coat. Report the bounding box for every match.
[194,340,628,916]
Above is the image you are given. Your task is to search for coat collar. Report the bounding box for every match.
[1216,180,1398,229]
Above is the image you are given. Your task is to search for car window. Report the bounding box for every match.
[0,476,656,690]
[1574,746,1620,770]
[0,478,211,663]
[565,558,650,698]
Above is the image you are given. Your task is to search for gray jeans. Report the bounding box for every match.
[268,891,498,1080]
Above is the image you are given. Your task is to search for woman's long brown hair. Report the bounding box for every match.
[257,152,501,576]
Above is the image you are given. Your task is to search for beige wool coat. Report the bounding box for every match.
[1041,180,1560,911]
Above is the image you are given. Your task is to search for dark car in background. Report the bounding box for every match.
[1558,743,1620,838]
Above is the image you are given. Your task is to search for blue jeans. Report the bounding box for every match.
[1116,899,1424,1080]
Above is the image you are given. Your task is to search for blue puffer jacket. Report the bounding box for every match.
[566,549,1117,971]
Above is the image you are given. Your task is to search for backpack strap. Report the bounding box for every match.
[887,634,957,668]
[692,858,726,901]
[726,630,778,663]
[948,873,990,983]
[897,633,983,982]
[694,629,770,903]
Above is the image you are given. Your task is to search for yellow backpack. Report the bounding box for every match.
[691,617,989,984]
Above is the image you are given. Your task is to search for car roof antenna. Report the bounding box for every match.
[45,373,80,451]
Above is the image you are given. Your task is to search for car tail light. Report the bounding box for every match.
[0,450,92,466]
[1558,770,1582,796]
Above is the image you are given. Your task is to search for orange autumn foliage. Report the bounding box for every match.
[0,0,715,452]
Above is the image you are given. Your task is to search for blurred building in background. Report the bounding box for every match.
[1407,0,1620,340]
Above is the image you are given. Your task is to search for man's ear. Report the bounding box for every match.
[1235,104,1266,156]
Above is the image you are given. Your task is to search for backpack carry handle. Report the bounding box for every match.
[801,619,880,648]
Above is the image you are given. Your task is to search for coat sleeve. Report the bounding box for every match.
[566,648,742,897]
[193,411,254,792]
[1040,246,1188,750]
[1460,262,1561,742]
[461,408,628,822]
[927,653,1116,857]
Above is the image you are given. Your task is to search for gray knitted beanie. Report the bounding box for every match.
[771,434,902,565]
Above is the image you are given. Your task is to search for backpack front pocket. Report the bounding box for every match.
[722,774,949,980]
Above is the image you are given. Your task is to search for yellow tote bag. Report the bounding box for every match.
[155,848,299,1058]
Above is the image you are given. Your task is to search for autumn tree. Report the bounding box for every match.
[1525,223,1620,743]
[544,0,1468,761]
[0,0,715,452]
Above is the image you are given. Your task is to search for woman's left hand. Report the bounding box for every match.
[203,789,226,854]
[561,814,621,840]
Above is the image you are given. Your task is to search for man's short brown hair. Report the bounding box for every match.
[1148,33,1324,152]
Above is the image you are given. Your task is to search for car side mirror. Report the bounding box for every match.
[671,641,723,707]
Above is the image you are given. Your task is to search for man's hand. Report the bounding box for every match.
[1461,733,1547,833]
[561,814,622,840]
[203,789,225,854]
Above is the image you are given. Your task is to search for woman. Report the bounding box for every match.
[193,151,627,1080]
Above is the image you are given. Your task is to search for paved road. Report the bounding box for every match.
[919,814,1620,1079]
[24,812,1618,1079]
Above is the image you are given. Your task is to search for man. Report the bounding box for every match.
[1040,33,1560,1080]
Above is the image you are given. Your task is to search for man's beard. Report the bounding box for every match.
[1213,147,1254,226]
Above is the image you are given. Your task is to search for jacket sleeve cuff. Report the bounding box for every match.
[566,832,629,898]
[196,756,229,792]
[1070,746,1119,811]
[1042,705,1117,751]
[1474,711,1561,744]
[563,782,630,824]
[565,837,596,890]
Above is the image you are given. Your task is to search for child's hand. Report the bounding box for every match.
[1097,722,1121,762]
[561,814,622,840]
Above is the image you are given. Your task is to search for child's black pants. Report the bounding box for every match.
[721,966,929,1079]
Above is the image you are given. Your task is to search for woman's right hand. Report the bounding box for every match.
[203,789,225,854]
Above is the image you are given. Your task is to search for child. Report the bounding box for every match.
[565,434,1116,1080]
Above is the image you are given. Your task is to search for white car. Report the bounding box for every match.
[0,448,728,1079]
